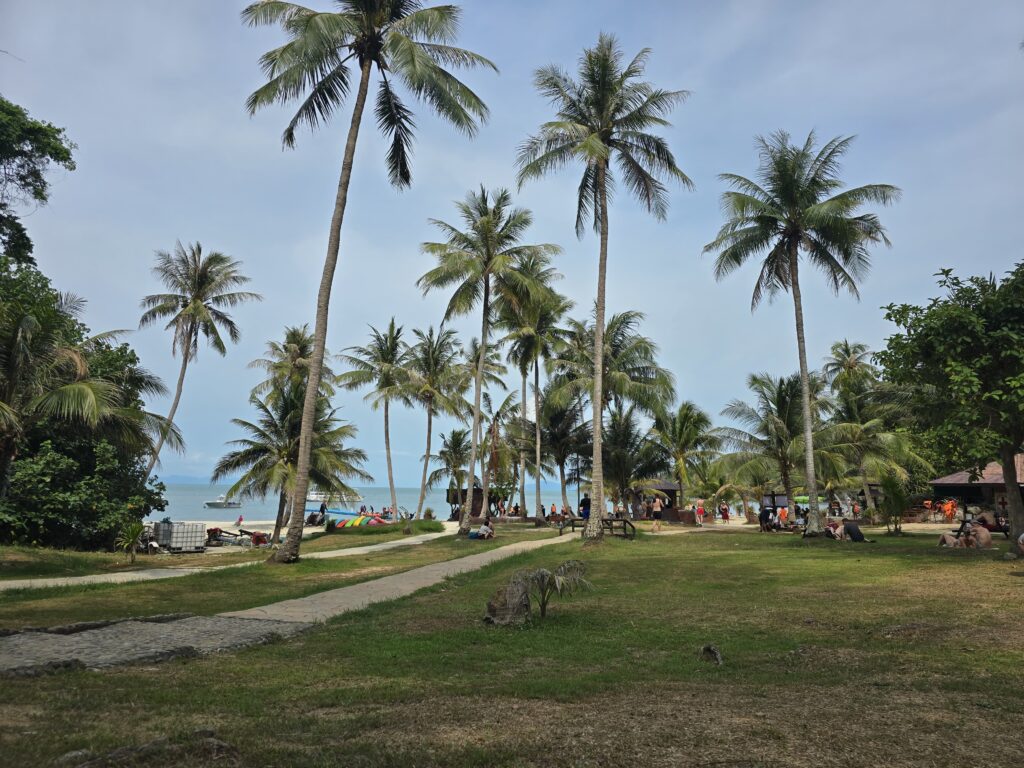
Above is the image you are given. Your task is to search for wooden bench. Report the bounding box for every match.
[560,517,636,540]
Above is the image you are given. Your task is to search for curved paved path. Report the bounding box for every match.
[0,532,576,675]
[0,524,459,592]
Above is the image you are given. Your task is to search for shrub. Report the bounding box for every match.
[116,519,146,564]
[512,560,592,618]
[423,507,435,520]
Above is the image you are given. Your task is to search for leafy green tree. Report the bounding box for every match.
[1,261,177,500]
[338,319,410,520]
[244,0,495,562]
[418,187,557,531]
[704,131,899,533]
[518,34,692,540]
[879,265,1024,550]
[406,326,465,518]
[652,401,722,510]
[0,96,76,265]
[139,241,260,478]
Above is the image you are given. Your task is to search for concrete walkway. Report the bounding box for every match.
[0,524,459,592]
[224,533,575,623]
[0,532,576,675]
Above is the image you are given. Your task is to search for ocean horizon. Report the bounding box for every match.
[159,482,576,522]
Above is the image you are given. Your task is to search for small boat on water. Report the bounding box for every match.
[307,489,363,505]
[204,494,241,509]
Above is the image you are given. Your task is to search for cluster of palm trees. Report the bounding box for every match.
[126,1,899,561]
[718,340,930,518]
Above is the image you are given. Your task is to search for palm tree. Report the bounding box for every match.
[721,372,829,511]
[250,324,336,402]
[498,256,572,519]
[338,319,410,521]
[212,388,372,544]
[822,339,877,423]
[703,132,899,533]
[244,0,495,563]
[652,401,722,511]
[406,326,464,518]
[549,309,675,419]
[0,295,180,495]
[138,241,260,478]
[417,187,558,532]
[602,404,670,511]
[478,389,522,513]
[427,427,471,517]
[540,389,591,513]
[517,34,692,540]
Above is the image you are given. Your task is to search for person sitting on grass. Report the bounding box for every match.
[970,521,993,549]
[468,519,494,540]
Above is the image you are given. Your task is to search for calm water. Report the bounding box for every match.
[160,484,456,522]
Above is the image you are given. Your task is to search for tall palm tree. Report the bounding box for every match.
[406,326,464,518]
[721,372,830,510]
[212,388,372,544]
[652,401,722,510]
[517,34,692,539]
[427,427,471,516]
[338,318,409,520]
[244,0,495,562]
[703,131,899,533]
[549,309,675,419]
[822,339,877,423]
[417,187,558,532]
[498,256,571,519]
[541,389,591,513]
[478,389,522,513]
[139,241,260,478]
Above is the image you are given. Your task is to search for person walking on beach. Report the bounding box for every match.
[696,499,705,527]
[719,502,730,524]
[652,496,663,520]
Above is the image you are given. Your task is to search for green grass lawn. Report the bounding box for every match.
[2,529,1022,766]
[0,529,549,630]
[0,520,447,580]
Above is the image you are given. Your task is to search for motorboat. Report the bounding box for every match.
[307,489,363,505]
[204,494,242,509]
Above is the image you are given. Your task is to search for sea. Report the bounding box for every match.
[160,484,457,523]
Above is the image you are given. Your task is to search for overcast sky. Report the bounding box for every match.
[3,0,1023,486]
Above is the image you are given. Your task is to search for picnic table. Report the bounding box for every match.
[559,517,636,540]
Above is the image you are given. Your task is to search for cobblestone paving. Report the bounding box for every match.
[0,615,312,675]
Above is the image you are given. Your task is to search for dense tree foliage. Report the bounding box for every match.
[879,264,1024,547]
[0,260,169,547]
[0,96,76,265]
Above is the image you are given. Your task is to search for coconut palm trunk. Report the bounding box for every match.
[534,359,542,516]
[271,490,288,545]
[383,398,399,520]
[145,341,191,478]
[274,59,373,562]
[519,371,527,514]
[559,462,570,514]
[460,278,490,533]
[999,445,1024,554]
[584,162,610,539]
[415,403,433,519]
[788,249,823,534]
